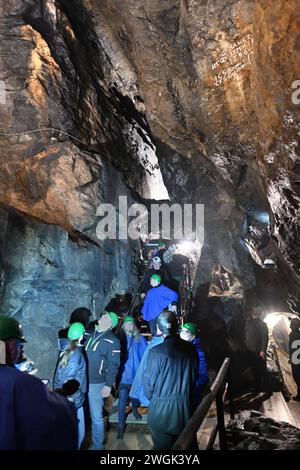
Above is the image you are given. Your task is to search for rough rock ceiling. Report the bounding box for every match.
[0,1,299,317]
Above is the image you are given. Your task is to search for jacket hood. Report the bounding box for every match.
[57,338,70,352]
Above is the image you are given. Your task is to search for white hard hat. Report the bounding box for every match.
[263,259,275,265]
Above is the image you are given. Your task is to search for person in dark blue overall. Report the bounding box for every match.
[144,311,198,450]
[117,316,148,439]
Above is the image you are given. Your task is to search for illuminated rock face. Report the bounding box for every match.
[0,0,299,376]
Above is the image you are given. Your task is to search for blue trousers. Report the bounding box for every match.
[88,383,105,450]
[77,406,85,449]
[118,384,140,427]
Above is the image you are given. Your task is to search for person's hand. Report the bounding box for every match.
[141,293,146,299]
[259,351,266,360]
[101,386,111,398]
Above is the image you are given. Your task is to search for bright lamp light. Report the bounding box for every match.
[264,313,281,329]
[177,240,196,255]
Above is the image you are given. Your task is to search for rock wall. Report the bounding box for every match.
[227,410,300,450]
[0,0,169,377]
[0,0,300,375]
[0,157,139,379]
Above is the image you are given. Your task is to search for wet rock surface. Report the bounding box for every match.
[0,178,139,379]
[0,1,300,375]
[227,410,300,450]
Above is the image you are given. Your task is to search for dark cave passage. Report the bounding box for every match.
[0,0,300,454]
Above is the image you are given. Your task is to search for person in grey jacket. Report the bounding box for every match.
[84,311,120,450]
[54,322,87,449]
[244,306,269,393]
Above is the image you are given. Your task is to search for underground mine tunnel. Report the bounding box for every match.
[0,0,300,454]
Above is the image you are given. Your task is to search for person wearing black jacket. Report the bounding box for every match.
[289,317,300,401]
[143,311,198,449]
[140,256,172,295]
[244,306,269,393]
[84,312,120,450]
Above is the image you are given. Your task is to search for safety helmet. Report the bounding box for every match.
[181,322,198,336]
[67,322,85,340]
[107,311,119,328]
[263,259,276,268]
[151,274,161,284]
[0,315,26,342]
[157,310,177,335]
[123,316,135,324]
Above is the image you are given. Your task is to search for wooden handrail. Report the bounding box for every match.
[172,357,233,450]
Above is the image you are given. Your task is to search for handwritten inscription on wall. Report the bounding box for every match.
[211,34,253,87]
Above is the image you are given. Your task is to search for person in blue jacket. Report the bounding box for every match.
[54,322,87,449]
[141,274,178,335]
[130,331,164,407]
[117,316,148,439]
[180,322,209,407]
[0,315,77,450]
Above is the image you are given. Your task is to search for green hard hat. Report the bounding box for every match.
[181,322,198,336]
[123,316,135,324]
[151,274,161,283]
[0,315,26,342]
[67,322,85,340]
[107,311,119,329]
